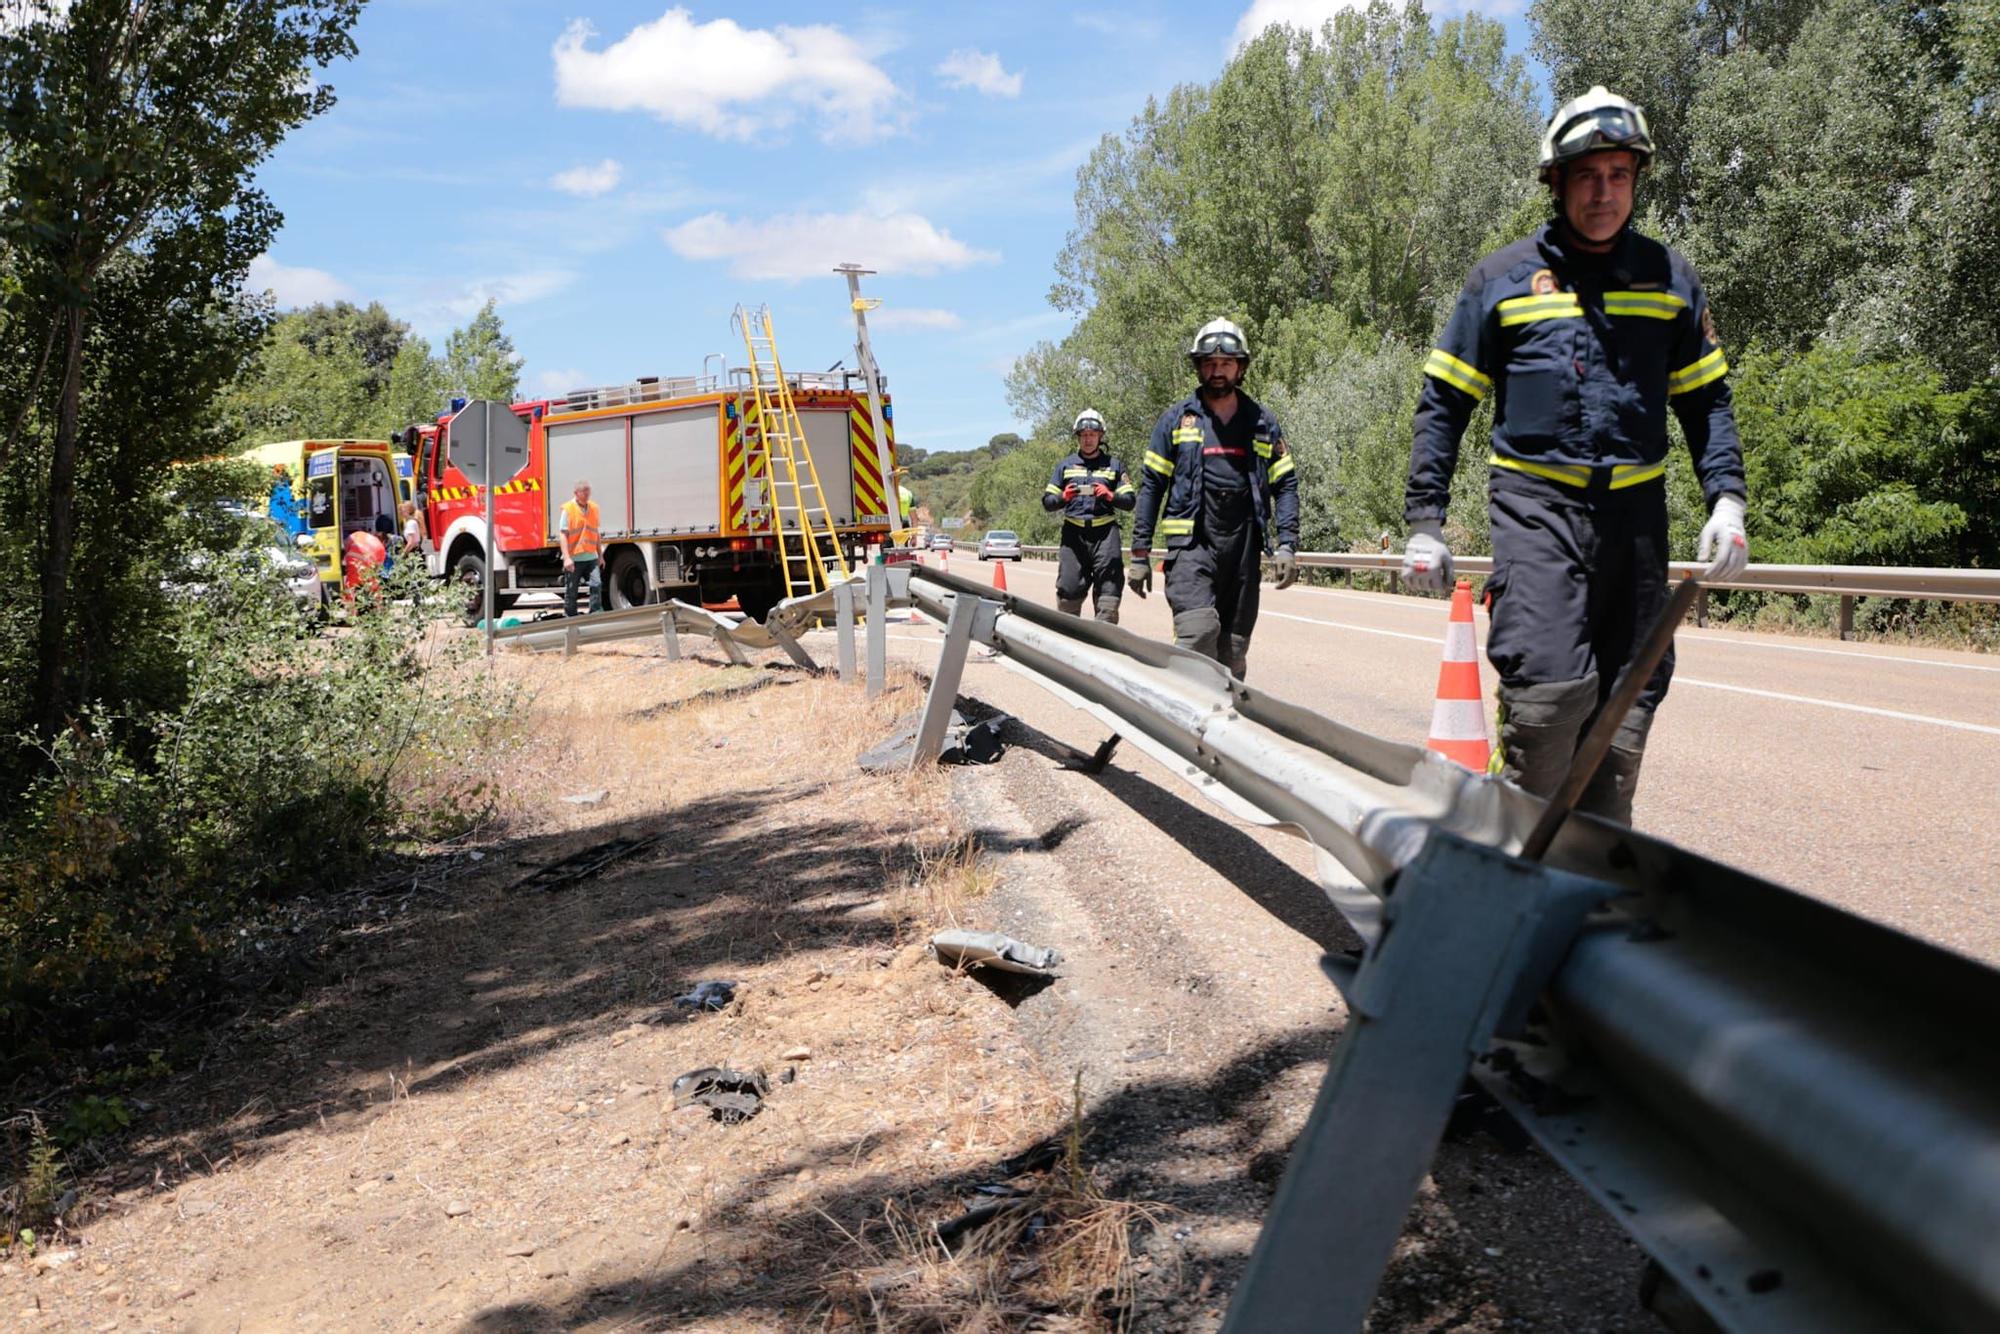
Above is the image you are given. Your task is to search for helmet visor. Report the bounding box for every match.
[1192,330,1248,359]
[1074,415,1105,434]
[1556,107,1647,158]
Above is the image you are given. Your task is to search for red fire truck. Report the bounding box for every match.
[409,369,895,622]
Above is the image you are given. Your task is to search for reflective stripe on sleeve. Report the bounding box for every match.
[1143,449,1176,475]
[1423,348,1492,400]
[1267,454,1296,482]
[1668,348,1729,395]
[1157,516,1194,537]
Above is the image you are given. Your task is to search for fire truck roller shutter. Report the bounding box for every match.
[799,410,857,528]
[631,407,723,536]
[545,417,630,539]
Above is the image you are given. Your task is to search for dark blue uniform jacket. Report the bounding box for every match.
[1042,449,1137,526]
[1133,392,1300,552]
[1406,221,1746,525]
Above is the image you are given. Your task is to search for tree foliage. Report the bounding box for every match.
[0,0,362,744]
[443,298,523,403]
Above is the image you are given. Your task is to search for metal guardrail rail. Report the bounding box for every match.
[997,542,2000,637]
[890,564,2000,1333]
[491,563,2000,1329]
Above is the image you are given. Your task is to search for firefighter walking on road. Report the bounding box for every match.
[1402,86,1749,824]
[1128,318,1300,679]
[1042,409,1137,623]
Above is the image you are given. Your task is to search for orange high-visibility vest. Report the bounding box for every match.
[560,499,601,559]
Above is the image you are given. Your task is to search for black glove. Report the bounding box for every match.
[1126,551,1152,598]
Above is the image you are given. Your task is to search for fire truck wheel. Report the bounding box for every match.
[452,549,514,624]
[733,580,783,624]
[605,548,652,610]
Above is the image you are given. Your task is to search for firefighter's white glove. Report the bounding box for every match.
[1402,522,1453,593]
[1697,494,1748,583]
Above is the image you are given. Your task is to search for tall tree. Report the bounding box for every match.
[0,0,361,740]
[443,299,523,402]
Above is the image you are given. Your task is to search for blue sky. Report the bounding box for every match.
[252,1,1537,454]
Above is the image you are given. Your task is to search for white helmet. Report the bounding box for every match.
[1188,317,1251,368]
[1072,408,1106,436]
[1538,85,1653,181]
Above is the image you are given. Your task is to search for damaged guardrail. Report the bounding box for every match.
[898,564,2000,1334]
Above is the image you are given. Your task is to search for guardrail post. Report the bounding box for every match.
[866,563,887,698]
[564,623,578,658]
[1839,594,1855,641]
[1389,571,1400,596]
[1222,834,1606,1334]
[659,611,682,661]
[711,624,751,668]
[1694,587,1709,628]
[834,581,857,683]
[766,618,818,673]
[912,592,978,768]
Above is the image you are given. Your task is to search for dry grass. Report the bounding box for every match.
[810,1074,1172,1332]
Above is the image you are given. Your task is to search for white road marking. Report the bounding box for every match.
[1260,609,1447,647]
[1671,678,2000,736]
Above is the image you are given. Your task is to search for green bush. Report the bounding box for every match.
[0,543,515,1063]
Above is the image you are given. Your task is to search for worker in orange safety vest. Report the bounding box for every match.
[560,480,603,618]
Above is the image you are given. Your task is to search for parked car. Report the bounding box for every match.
[930,531,955,551]
[977,530,1022,561]
[166,505,323,614]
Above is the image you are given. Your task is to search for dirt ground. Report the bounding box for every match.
[1,627,1655,1331]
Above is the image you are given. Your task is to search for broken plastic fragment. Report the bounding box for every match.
[673,980,737,1011]
[930,929,1061,976]
[670,1066,770,1123]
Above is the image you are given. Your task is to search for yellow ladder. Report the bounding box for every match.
[735,305,850,600]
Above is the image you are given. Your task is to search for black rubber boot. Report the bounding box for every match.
[1496,675,1598,798]
[1172,607,1222,661]
[1577,708,1654,826]
[1225,633,1252,680]
[1094,595,1121,626]
[1056,596,1085,616]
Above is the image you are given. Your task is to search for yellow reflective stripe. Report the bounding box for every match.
[1044,484,1064,495]
[1090,468,1117,478]
[1253,439,1274,458]
[1157,517,1194,536]
[1144,450,1176,475]
[1064,513,1119,527]
[1115,482,1136,495]
[1490,454,1665,489]
[1498,300,1584,327]
[1267,455,1296,482]
[1423,349,1491,401]
[1603,290,1687,319]
[1490,453,1591,487]
[1668,348,1729,394]
[1171,428,1204,445]
[1607,461,1666,489]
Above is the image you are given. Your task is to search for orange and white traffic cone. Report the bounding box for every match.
[1427,579,1491,772]
[991,557,1008,593]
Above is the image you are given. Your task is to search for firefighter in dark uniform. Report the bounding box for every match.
[1042,409,1137,623]
[1402,86,1750,824]
[1128,318,1300,679]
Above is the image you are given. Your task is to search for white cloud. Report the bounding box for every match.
[551,10,902,144]
[246,253,351,308]
[526,367,591,398]
[871,307,962,331]
[1230,0,1363,50]
[549,158,623,197]
[935,49,1022,99]
[662,211,997,281]
[399,269,579,333]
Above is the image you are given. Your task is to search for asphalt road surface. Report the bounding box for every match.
[912,551,2000,965]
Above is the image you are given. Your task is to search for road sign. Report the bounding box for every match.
[448,398,528,487]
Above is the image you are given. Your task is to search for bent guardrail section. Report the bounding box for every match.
[899,564,2000,1333]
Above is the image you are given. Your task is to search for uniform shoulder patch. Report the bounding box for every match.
[1702,306,1722,350]
[1529,268,1560,296]
[1179,412,1199,430]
